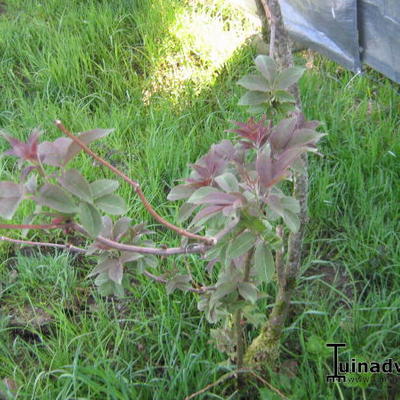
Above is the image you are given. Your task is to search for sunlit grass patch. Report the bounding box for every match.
[142,0,259,103]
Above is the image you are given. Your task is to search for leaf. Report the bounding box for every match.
[90,179,119,199]
[166,274,192,294]
[113,217,131,240]
[88,257,114,277]
[192,205,224,225]
[270,117,297,152]
[100,215,113,238]
[281,196,300,214]
[238,91,268,106]
[108,258,123,285]
[273,148,304,177]
[25,173,37,194]
[187,186,220,204]
[241,213,266,234]
[273,90,296,103]
[95,194,127,215]
[120,252,143,263]
[94,272,110,286]
[0,182,24,219]
[79,202,102,237]
[254,55,277,84]
[38,137,72,167]
[282,209,300,233]
[201,192,242,206]
[238,282,258,304]
[143,255,158,269]
[58,169,93,202]
[36,184,77,214]
[256,151,273,187]
[215,173,239,193]
[237,74,270,92]
[211,282,237,306]
[63,128,114,165]
[177,202,198,223]
[287,128,326,148]
[167,184,195,201]
[227,231,257,260]
[276,66,305,90]
[254,242,275,283]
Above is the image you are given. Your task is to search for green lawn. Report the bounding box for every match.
[1,0,399,399]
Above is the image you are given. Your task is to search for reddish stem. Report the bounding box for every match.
[54,120,216,246]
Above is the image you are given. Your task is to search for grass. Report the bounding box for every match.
[0,0,400,399]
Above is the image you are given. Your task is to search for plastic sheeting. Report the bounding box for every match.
[279,0,361,73]
[358,0,400,83]
[233,0,400,83]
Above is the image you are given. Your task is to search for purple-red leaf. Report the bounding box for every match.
[0,182,24,219]
[2,129,41,163]
[201,192,242,206]
[273,148,304,178]
[256,152,273,187]
[38,137,72,167]
[192,205,224,224]
[63,128,114,165]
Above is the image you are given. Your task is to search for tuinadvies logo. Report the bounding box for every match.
[326,343,400,383]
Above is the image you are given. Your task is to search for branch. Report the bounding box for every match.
[72,223,210,256]
[54,120,216,246]
[0,235,86,253]
[0,223,69,230]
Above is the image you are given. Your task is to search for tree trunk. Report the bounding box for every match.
[244,0,308,368]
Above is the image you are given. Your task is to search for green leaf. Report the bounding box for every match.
[241,213,266,234]
[227,231,257,260]
[188,186,219,204]
[166,274,192,294]
[95,273,111,287]
[254,55,277,84]
[237,74,270,92]
[276,66,305,89]
[238,282,258,304]
[113,217,131,240]
[177,202,198,223]
[90,179,119,199]
[58,169,92,202]
[79,202,102,237]
[0,181,24,219]
[108,258,123,285]
[143,255,158,269]
[167,184,195,201]
[281,197,300,214]
[282,209,300,233]
[238,91,268,106]
[254,242,275,283]
[88,256,120,277]
[215,173,239,193]
[63,128,114,165]
[95,194,127,215]
[211,282,237,306]
[287,128,326,148]
[273,90,296,103]
[36,184,77,214]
